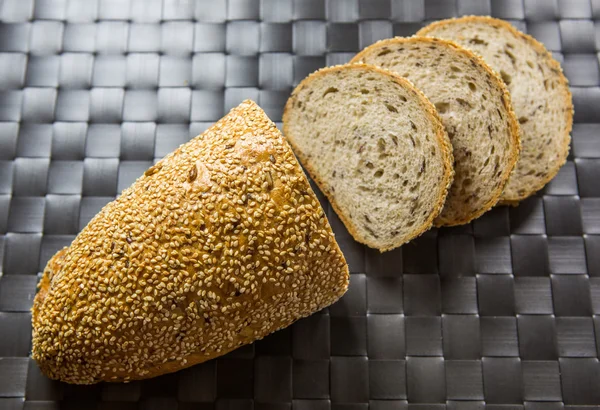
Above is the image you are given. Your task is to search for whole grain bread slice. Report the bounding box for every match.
[418,16,573,204]
[351,37,520,226]
[283,64,454,251]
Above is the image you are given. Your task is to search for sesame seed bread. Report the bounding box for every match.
[283,64,454,251]
[31,100,349,384]
[418,16,573,204]
[351,37,520,226]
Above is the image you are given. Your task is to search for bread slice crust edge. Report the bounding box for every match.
[417,15,573,205]
[351,36,521,226]
[283,63,454,251]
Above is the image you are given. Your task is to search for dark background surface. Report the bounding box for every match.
[0,0,600,408]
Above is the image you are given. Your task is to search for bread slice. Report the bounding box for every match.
[418,16,573,204]
[351,37,520,226]
[32,100,349,384]
[283,64,454,251]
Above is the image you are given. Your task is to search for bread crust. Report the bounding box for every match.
[32,100,349,384]
[283,63,454,251]
[418,16,573,204]
[351,36,521,226]
[34,250,260,380]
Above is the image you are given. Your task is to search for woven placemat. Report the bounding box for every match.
[1,0,599,408]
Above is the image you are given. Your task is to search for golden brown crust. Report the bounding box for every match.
[31,100,349,384]
[352,36,521,226]
[418,16,573,204]
[282,63,454,252]
[32,248,67,329]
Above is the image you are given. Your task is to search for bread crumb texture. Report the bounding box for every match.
[283,64,453,251]
[352,37,520,226]
[31,100,349,384]
[418,16,573,203]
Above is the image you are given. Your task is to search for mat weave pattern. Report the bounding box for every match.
[1,0,600,408]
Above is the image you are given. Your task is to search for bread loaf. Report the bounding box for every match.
[351,37,520,226]
[283,64,454,251]
[418,16,573,204]
[31,100,349,384]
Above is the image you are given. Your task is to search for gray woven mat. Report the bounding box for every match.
[1,0,600,408]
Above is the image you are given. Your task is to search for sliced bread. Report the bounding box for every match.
[32,100,349,383]
[283,64,454,251]
[418,16,573,204]
[351,37,520,226]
